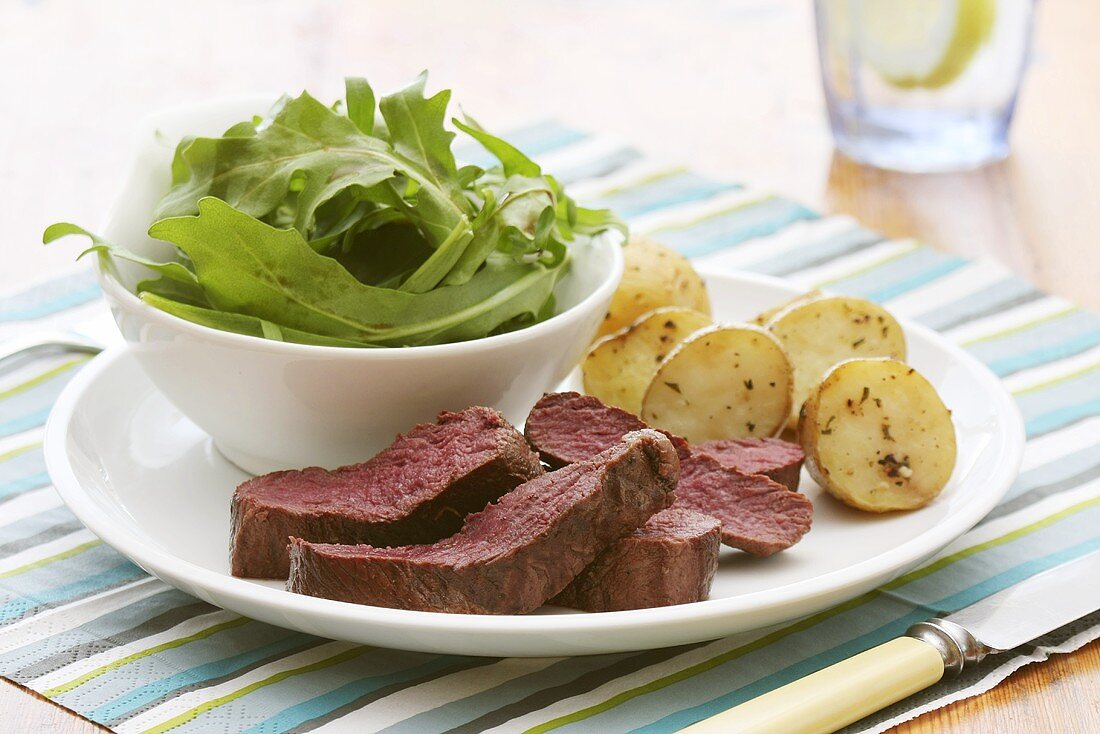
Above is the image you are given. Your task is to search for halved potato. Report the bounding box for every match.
[598,236,711,339]
[583,307,713,414]
[798,358,956,512]
[640,325,793,442]
[765,295,907,427]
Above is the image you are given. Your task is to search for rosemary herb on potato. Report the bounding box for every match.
[798,358,956,512]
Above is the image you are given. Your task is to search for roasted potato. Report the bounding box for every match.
[583,307,712,414]
[799,358,956,512]
[764,295,906,428]
[598,237,710,339]
[641,324,793,442]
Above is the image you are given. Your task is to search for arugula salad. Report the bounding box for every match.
[45,74,623,347]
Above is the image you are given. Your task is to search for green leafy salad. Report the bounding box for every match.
[45,74,624,347]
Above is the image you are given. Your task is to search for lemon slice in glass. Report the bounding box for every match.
[829,0,997,90]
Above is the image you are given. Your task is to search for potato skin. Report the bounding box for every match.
[597,237,711,339]
[798,358,956,513]
[582,306,712,414]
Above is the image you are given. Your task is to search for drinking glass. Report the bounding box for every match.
[815,0,1036,172]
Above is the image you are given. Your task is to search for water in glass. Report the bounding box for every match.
[815,0,1035,172]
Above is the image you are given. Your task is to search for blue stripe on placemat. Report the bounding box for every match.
[816,247,959,299]
[92,633,319,724]
[751,226,884,278]
[586,173,741,219]
[57,622,312,719]
[863,256,968,302]
[0,447,47,498]
[1018,372,1100,419]
[664,197,820,258]
[455,121,588,169]
[990,329,1100,377]
[0,588,197,668]
[0,271,101,322]
[0,357,91,439]
[2,120,1100,734]
[1,561,146,624]
[1026,398,1100,438]
[0,507,82,558]
[1002,444,1100,505]
[238,655,481,734]
[0,410,51,439]
[967,309,1100,365]
[0,472,51,500]
[915,276,1042,332]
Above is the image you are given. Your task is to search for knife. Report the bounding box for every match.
[0,312,120,374]
[0,332,103,371]
[680,548,1100,734]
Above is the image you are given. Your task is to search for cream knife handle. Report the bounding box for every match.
[679,637,945,734]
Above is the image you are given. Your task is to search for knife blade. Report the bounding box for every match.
[0,333,103,371]
[943,548,1100,652]
[680,548,1100,734]
[0,311,120,374]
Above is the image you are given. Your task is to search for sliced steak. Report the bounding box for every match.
[693,438,804,491]
[551,508,720,611]
[286,430,679,614]
[524,392,813,556]
[525,391,690,467]
[231,406,542,579]
[677,454,812,556]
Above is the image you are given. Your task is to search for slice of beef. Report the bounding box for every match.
[551,508,720,612]
[286,430,679,614]
[524,392,813,556]
[693,438,805,492]
[677,454,812,556]
[524,392,690,467]
[231,406,542,579]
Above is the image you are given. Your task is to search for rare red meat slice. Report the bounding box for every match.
[677,454,812,556]
[286,430,679,614]
[552,508,720,611]
[231,406,542,579]
[693,438,804,491]
[525,392,690,467]
[524,392,813,556]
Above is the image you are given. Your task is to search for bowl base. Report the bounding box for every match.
[212,441,275,476]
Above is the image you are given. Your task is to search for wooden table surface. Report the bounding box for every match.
[2,1,1098,732]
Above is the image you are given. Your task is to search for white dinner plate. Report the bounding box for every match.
[44,271,1025,657]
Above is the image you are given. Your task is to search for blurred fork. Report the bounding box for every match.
[0,332,104,373]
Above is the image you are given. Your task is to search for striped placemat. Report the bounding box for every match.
[3,121,1100,734]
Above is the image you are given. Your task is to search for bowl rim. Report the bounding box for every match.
[97,230,624,359]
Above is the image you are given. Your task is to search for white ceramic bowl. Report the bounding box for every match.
[96,97,624,474]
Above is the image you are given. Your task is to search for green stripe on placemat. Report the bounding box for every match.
[2,122,1100,734]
